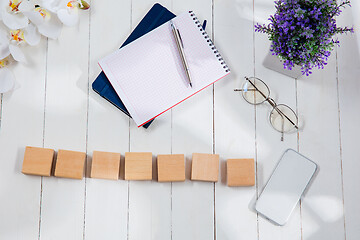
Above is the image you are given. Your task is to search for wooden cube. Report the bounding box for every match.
[227,158,255,186]
[22,146,55,176]
[125,152,152,180]
[157,154,185,182]
[54,149,86,180]
[90,151,121,180]
[191,153,219,182]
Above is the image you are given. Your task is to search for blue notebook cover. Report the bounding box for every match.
[92,3,176,128]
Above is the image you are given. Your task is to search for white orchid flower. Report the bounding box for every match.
[9,29,27,62]
[18,0,62,39]
[0,28,27,63]
[0,0,89,93]
[0,29,10,59]
[41,0,89,27]
[0,56,15,93]
[23,23,41,45]
[0,0,29,29]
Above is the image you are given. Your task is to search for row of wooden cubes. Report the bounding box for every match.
[22,146,255,186]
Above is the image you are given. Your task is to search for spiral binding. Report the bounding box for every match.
[189,11,230,73]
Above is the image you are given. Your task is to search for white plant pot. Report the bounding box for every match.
[263,51,303,79]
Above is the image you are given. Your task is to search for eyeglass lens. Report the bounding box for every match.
[270,104,298,133]
[241,77,270,105]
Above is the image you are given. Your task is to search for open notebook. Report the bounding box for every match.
[99,11,230,127]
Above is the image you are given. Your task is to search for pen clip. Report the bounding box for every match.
[177,29,184,48]
[202,20,207,30]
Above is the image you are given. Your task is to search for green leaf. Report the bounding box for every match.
[79,0,90,10]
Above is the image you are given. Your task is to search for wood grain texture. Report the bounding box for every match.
[54,149,86,180]
[22,146,54,177]
[125,152,152,180]
[157,154,185,182]
[90,151,121,180]
[227,158,254,187]
[191,153,219,182]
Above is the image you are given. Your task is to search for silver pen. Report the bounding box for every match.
[170,20,193,87]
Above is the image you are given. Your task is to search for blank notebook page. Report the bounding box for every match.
[99,11,230,127]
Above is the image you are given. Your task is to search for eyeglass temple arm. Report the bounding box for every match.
[281,117,284,141]
[245,77,299,129]
[234,89,256,91]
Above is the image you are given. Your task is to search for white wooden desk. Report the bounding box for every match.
[0,0,359,239]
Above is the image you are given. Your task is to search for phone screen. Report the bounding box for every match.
[255,149,317,225]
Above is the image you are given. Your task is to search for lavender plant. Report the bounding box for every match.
[255,0,354,76]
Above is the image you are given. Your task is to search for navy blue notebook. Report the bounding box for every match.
[92,3,175,128]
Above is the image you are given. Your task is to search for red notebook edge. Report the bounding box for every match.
[137,72,231,127]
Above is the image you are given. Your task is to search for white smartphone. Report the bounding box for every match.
[255,149,318,226]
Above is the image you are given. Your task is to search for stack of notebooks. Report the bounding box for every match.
[93,3,230,128]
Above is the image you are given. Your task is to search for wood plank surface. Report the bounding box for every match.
[0,1,358,240]
[127,1,172,239]
[214,0,258,239]
[337,2,360,240]
[0,38,47,239]
[84,0,131,239]
[39,9,90,240]
[297,35,345,240]
[171,1,215,239]
[253,0,301,239]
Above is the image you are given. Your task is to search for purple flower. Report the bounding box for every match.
[255,0,354,75]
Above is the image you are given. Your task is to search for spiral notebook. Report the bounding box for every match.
[99,11,230,127]
[92,3,176,128]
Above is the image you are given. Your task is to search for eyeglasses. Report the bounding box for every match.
[234,77,298,141]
